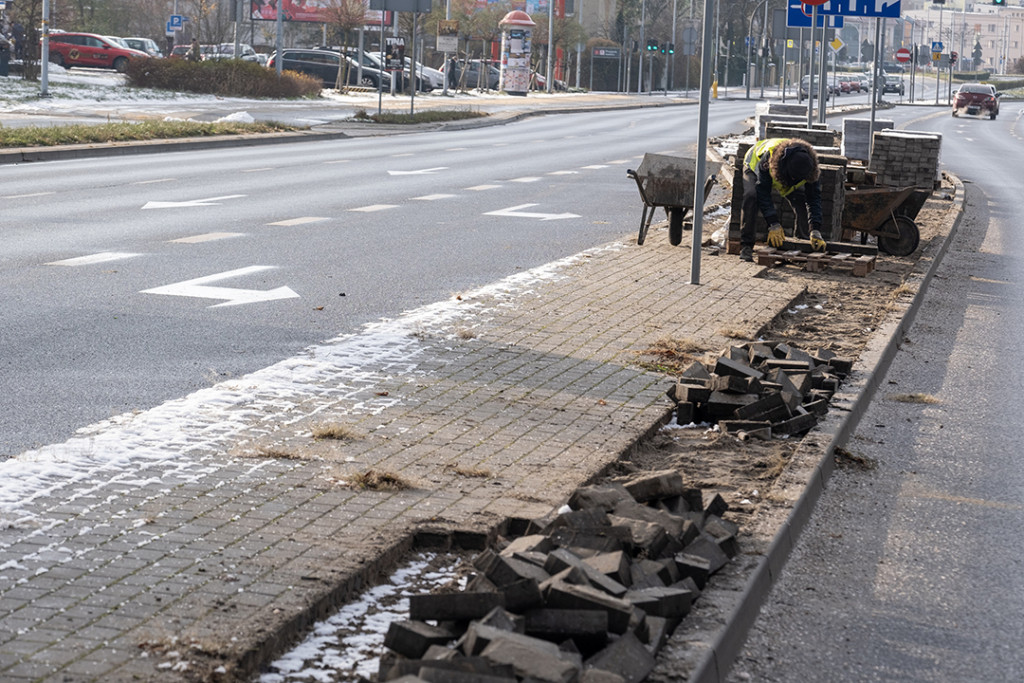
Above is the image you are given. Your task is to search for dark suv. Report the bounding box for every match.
[266,49,390,89]
[48,32,149,72]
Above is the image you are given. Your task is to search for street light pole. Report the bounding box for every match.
[745,0,768,100]
[759,0,769,98]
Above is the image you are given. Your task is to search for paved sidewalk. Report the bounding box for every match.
[0,227,806,681]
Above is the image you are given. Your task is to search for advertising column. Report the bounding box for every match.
[499,10,536,96]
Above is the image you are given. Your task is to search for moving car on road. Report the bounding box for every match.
[882,73,905,96]
[47,32,150,72]
[952,82,1001,119]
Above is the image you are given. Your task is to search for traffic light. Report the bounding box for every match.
[950,51,958,64]
[646,38,659,51]
[667,42,675,54]
[993,0,1006,5]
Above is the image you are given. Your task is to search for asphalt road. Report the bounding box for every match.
[728,102,1024,681]
[1,101,756,458]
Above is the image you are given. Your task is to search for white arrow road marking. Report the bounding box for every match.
[142,194,246,210]
[387,167,448,176]
[141,266,299,308]
[47,252,141,267]
[485,204,581,221]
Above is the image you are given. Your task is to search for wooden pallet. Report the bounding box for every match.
[754,247,876,277]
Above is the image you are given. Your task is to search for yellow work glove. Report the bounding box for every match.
[767,224,785,248]
[810,229,827,252]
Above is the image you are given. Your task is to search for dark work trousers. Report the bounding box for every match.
[740,169,811,246]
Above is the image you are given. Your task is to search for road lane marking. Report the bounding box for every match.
[350,204,398,212]
[267,217,330,226]
[485,204,580,221]
[445,147,468,151]
[3,191,56,199]
[47,252,141,266]
[548,171,578,175]
[467,184,501,191]
[606,159,631,165]
[322,159,352,164]
[142,194,246,210]
[509,177,541,183]
[132,179,175,185]
[388,167,448,176]
[580,165,609,170]
[391,152,415,157]
[170,232,244,244]
[140,265,300,308]
[242,167,274,173]
[412,194,457,201]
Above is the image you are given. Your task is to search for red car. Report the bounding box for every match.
[47,31,149,72]
[952,83,1001,120]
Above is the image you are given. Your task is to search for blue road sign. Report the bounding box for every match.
[787,2,845,28]
[931,41,943,52]
[813,0,902,18]
[169,14,183,28]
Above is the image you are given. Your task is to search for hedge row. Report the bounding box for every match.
[124,58,322,99]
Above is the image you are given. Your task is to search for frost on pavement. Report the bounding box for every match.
[0,243,621,525]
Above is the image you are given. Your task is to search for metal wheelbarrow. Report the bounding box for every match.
[627,154,717,246]
[841,185,930,256]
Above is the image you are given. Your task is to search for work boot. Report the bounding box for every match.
[740,246,753,262]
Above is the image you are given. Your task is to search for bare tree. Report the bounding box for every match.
[323,0,369,91]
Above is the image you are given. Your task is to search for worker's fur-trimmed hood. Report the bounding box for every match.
[769,138,820,186]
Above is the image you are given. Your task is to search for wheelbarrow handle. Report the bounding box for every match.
[626,169,637,179]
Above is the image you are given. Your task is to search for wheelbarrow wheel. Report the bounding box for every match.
[877,215,920,257]
[669,208,684,246]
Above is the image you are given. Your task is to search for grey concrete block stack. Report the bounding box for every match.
[378,472,739,682]
[840,118,894,162]
[869,130,942,189]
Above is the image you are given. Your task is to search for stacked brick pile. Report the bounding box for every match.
[666,341,853,439]
[762,124,840,150]
[868,130,942,190]
[378,472,738,682]
[841,118,894,162]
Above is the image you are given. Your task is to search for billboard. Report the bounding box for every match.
[251,0,387,25]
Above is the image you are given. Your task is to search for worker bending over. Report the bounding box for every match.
[739,137,826,262]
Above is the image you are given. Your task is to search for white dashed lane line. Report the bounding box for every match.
[2,191,56,199]
[349,204,399,212]
[412,194,457,201]
[266,217,330,226]
[132,179,175,185]
[169,232,244,244]
[466,184,502,191]
[46,252,142,267]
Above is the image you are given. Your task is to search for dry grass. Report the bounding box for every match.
[312,423,360,441]
[255,446,303,460]
[445,464,492,478]
[888,392,941,404]
[636,336,706,375]
[834,446,878,471]
[348,469,412,491]
[718,327,751,340]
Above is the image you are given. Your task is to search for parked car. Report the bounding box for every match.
[952,82,1000,119]
[47,32,150,72]
[266,48,391,89]
[442,59,501,90]
[208,43,259,62]
[122,37,164,58]
[339,48,439,92]
[798,75,831,102]
[854,73,871,91]
[167,43,215,60]
[882,74,905,95]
